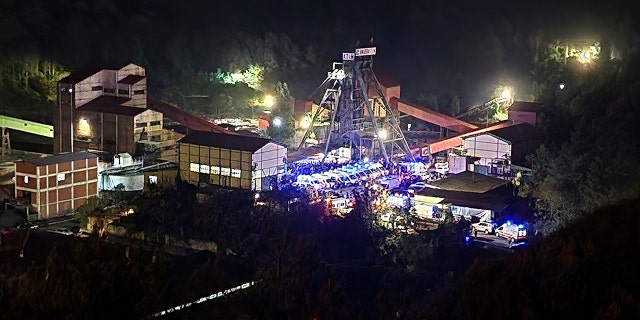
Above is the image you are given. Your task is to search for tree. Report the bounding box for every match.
[267,82,296,144]
[450,95,460,116]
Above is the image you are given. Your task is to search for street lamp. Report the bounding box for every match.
[273,117,282,127]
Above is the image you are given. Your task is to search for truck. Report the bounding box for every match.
[494,221,527,242]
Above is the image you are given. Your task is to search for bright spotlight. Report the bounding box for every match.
[558,83,565,90]
[500,88,512,100]
[273,117,282,127]
[300,116,310,129]
[377,130,387,140]
[264,95,275,108]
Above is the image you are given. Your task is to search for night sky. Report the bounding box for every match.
[1,0,636,102]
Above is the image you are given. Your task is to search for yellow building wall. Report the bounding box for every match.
[179,143,253,190]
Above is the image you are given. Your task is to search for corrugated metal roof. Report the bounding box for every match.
[20,151,98,166]
[118,74,146,84]
[427,170,508,193]
[147,97,235,135]
[177,130,271,152]
[77,96,146,117]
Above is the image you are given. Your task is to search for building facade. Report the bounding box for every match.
[55,63,163,156]
[462,123,538,175]
[178,131,286,191]
[14,151,99,220]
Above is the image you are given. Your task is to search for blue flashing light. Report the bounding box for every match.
[518,224,525,229]
[506,220,512,226]
[464,236,471,243]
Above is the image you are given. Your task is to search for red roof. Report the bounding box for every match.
[147,97,235,135]
[77,96,145,117]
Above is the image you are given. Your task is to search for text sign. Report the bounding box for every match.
[355,47,377,56]
[342,52,355,61]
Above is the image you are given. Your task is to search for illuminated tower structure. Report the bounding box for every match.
[299,47,414,163]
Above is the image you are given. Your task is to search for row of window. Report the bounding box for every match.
[90,86,146,95]
[189,162,242,178]
[135,120,162,128]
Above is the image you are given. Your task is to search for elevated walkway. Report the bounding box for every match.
[390,97,478,133]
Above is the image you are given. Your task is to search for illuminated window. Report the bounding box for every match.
[221,167,231,176]
[231,169,241,178]
[210,166,220,175]
[57,173,65,181]
[78,118,91,137]
[24,176,28,184]
[190,163,199,172]
[149,175,158,184]
[199,164,210,173]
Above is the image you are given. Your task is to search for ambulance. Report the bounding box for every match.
[494,221,527,241]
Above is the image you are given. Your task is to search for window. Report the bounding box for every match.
[118,89,129,95]
[231,169,241,178]
[148,175,158,184]
[24,176,28,184]
[210,166,220,175]
[150,120,161,126]
[104,88,115,94]
[91,86,103,91]
[199,164,210,174]
[133,89,146,95]
[221,167,231,176]
[190,163,199,172]
[135,122,147,128]
[57,173,66,181]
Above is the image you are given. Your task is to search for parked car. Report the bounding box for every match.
[76,230,92,238]
[408,182,427,192]
[471,221,496,234]
[51,228,74,236]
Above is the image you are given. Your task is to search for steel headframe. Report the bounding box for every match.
[299,50,414,163]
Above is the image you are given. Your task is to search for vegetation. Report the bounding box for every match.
[1,1,640,318]
[528,48,640,234]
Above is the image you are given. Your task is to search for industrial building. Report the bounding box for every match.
[55,63,160,156]
[13,151,99,220]
[54,63,233,160]
[178,131,286,191]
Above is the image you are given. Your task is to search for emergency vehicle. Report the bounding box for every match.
[494,221,527,241]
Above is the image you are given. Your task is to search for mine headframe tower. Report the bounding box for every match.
[298,47,414,163]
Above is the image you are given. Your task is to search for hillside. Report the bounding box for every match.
[421,196,640,319]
